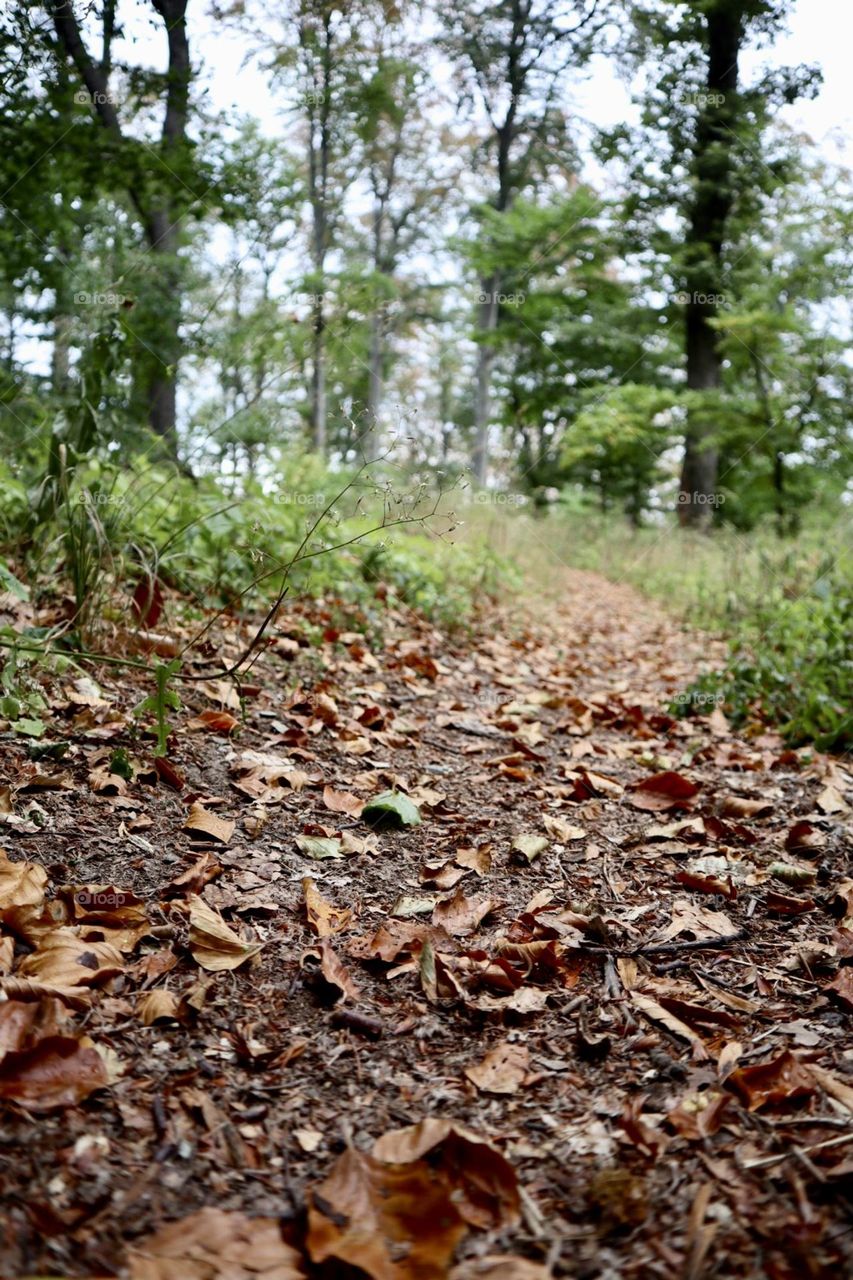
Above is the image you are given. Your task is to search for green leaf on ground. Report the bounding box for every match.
[362,790,422,829]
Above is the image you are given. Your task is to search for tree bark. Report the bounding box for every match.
[473,276,499,485]
[310,295,327,454]
[678,2,741,529]
[49,0,190,449]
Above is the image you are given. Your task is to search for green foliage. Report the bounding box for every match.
[134,660,182,758]
[680,571,852,751]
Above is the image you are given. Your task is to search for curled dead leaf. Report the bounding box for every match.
[188,895,264,972]
[302,877,352,937]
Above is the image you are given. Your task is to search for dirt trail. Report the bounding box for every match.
[1,569,851,1279]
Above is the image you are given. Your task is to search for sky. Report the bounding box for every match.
[118,0,853,171]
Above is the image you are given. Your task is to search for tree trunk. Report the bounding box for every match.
[678,2,741,529]
[473,275,499,485]
[310,295,327,454]
[365,304,383,461]
[49,0,190,452]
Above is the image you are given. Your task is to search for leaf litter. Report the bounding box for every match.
[0,570,851,1276]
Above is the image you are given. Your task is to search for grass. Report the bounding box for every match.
[459,500,853,751]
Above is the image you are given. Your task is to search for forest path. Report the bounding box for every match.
[1,569,851,1278]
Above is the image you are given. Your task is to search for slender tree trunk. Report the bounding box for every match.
[310,295,326,453]
[49,0,190,452]
[365,305,383,461]
[473,275,499,484]
[678,3,741,529]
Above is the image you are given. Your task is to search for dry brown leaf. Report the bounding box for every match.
[323,785,364,817]
[465,1041,529,1094]
[541,814,585,842]
[128,1207,307,1280]
[183,803,235,846]
[88,765,128,796]
[0,847,47,910]
[371,1118,520,1230]
[302,877,352,937]
[137,990,181,1025]
[162,851,223,898]
[720,795,773,819]
[630,992,708,1059]
[455,845,492,875]
[628,771,700,812]
[432,886,500,937]
[230,750,312,800]
[307,1144,467,1278]
[303,940,361,1003]
[449,1260,551,1280]
[187,895,264,972]
[16,929,124,1002]
[816,784,848,815]
[726,1050,816,1111]
[420,859,469,890]
[0,998,110,1112]
[655,900,740,945]
[186,708,239,734]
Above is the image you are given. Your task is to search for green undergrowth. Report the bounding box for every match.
[461,502,853,751]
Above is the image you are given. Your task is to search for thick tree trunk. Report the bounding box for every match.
[680,303,721,529]
[473,276,499,485]
[678,2,741,529]
[144,207,181,444]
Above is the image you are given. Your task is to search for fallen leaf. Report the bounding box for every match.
[183,803,235,845]
[323,785,364,817]
[720,795,773,819]
[186,708,240,734]
[296,835,344,860]
[307,1144,466,1278]
[371,1118,521,1229]
[456,845,493,875]
[128,1207,307,1279]
[510,834,549,864]
[0,998,110,1112]
[541,814,585,842]
[188,896,264,972]
[0,847,47,910]
[362,789,422,828]
[630,992,708,1059]
[137,990,180,1024]
[465,1042,529,1094]
[449,1259,551,1280]
[302,877,352,937]
[726,1050,816,1111]
[302,940,361,1003]
[628,771,700,812]
[785,820,826,854]
[432,886,500,936]
[824,968,853,1012]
